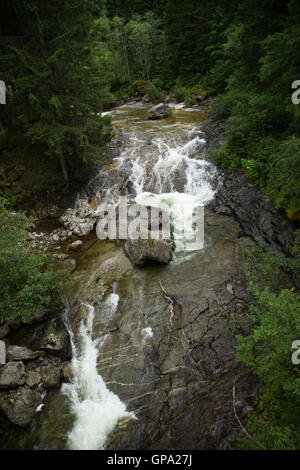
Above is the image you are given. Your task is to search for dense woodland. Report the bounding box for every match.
[0,0,300,450]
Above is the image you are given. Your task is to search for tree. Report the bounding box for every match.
[235,241,300,449]
[1,0,112,184]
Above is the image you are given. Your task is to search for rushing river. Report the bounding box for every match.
[1,103,247,450]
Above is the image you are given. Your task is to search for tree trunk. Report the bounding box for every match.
[59,151,69,184]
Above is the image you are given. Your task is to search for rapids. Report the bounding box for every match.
[2,102,250,451]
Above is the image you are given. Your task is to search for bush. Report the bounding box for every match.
[234,241,300,450]
[267,137,300,216]
[146,81,165,101]
[0,198,70,325]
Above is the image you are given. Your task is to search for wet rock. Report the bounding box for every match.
[148,103,170,120]
[213,171,294,253]
[124,232,175,265]
[59,199,97,237]
[0,325,9,339]
[68,240,83,252]
[62,363,74,383]
[0,387,42,426]
[40,318,71,359]
[26,370,41,388]
[0,362,25,388]
[7,346,36,362]
[40,364,61,389]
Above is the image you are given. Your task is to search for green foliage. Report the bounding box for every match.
[235,241,300,449]
[172,79,207,106]
[146,80,165,102]
[1,0,113,185]
[267,137,300,215]
[0,198,70,325]
[209,0,300,217]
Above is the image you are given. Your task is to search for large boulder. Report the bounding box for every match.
[0,387,42,426]
[124,232,175,265]
[6,345,36,362]
[148,103,170,120]
[59,199,97,237]
[40,318,71,359]
[0,362,25,388]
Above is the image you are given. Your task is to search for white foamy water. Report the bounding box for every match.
[62,298,135,450]
[133,135,217,251]
[95,107,219,253]
[136,191,203,251]
[141,327,154,344]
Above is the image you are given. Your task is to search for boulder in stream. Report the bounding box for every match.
[148,103,170,120]
[0,387,42,426]
[124,232,175,265]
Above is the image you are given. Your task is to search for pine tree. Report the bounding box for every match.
[1,0,112,184]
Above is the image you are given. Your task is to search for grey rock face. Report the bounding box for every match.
[59,199,97,237]
[211,171,294,253]
[0,387,42,426]
[124,232,175,265]
[7,346,36,362]
[148,103,170,120]
[0,362,26,388]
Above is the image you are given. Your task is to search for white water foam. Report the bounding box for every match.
[133,135,217,251]
[62,298,135,450]
[141,327,154,344]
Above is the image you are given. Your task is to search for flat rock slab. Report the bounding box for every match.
[7,345,36,362]
[0,361,25,388]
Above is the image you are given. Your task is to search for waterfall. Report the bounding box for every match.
[132,135,218,251]
[62,297,135,450]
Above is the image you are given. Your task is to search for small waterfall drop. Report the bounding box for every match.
[62,297,135,450]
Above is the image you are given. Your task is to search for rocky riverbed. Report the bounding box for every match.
[0,101,294,450]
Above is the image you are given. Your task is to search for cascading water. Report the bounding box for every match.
[62,297,136,450]
[64,105,220,449]
[0,104,242,452]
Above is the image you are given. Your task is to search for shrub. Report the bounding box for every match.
[235,241,300,449]
[0,198,70,325]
